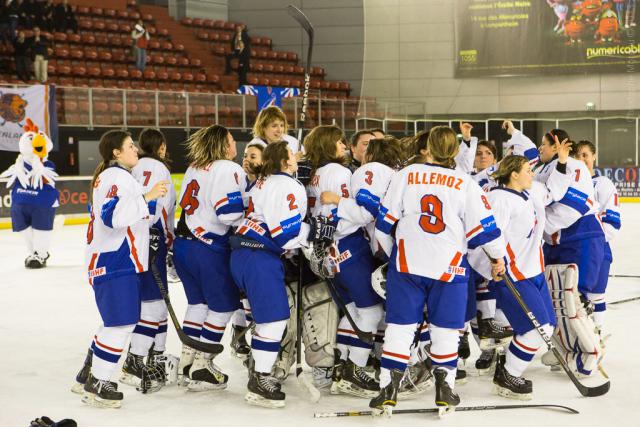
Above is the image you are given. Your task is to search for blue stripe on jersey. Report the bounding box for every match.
[147,200,157,216]
[133,324,158,338]
[523,147,539,162]
[216,191,244,216]
[158,323,168,334]
[183,326,201,338]
[468,216,501,249]
[375,205,395,235]
[91,342,121,364]
[478,178,489,189]
[273,213,302,247]
[355,188,381,218]
[101,196,119,228]
[381,357,408,371]
[602,210,621,229]
[330,207,340,223]
[558,187,590,215]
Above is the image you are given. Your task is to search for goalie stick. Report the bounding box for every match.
[150,252,223,354]
[610,295,640,305]
[324,278,374,344]
[288,4,321,403]
[313,403,579,418]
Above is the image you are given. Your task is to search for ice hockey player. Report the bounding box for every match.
[1,118,59,268]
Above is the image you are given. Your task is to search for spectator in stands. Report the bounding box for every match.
[226,24,250,86]
[131,19,150,72]
[15,0,31,29]
[54,0,77,33]
[12,30,31,82]
[0,1,11,45]
[6,1,20,40]
[30,27,49,83]
[22,0,37,28]
[39,0,55,33]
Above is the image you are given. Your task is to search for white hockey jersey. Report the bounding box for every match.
[455,137,478,174]
[248,133,302,154]
[335,161,394,255]
[236,172,309,254]
[132,157,176,247]
[176,160,245,249]
[533,157,601,244]
[307,163,361,240]
[593,175,621,242]
[375,163,506,282]
[504,129,541,167]
[86,165,151,285]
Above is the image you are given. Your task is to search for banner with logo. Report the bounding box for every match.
[0,84,58,151]
[455,0,640,77]
[237,85,300,111]
[0,177,90,219]
[595,165,640,198]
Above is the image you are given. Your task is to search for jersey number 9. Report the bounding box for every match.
[179,180,200,215]
[419,194,445,234]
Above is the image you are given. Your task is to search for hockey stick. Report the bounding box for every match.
[608,274,640,278]
[313,403,579,418]
[287,4,314,146]
[609,295,640,305]
[324,278,375,344]
[499,272,609,397]
[149,251,223,355]
[288,4,321,403]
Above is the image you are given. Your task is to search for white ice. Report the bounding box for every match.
[2,205,640,427]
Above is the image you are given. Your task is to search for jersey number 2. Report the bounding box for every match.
[287,194,298,210]
[179,180,200,215]
[419,194,445,234]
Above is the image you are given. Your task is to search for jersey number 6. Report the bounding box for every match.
[419,194,445,234]
[179,180,200,215]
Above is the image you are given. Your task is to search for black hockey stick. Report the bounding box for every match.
[609,295,640,305]
[324,278,374,344]
[608,274,640,278]
[314,403,579,418]
[499,272,609,397]
[150,252,223,354]
[287,4,314,146]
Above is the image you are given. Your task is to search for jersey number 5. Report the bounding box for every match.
[179,180,200,215]
[419,194,445,234]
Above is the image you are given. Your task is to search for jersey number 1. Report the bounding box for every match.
[419,194,445,234]
[179,180,200,215]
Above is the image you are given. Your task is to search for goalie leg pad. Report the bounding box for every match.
[301,280,339,368]
[545,264,603,375]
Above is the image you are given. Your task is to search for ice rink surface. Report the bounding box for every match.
[1,205,640,427]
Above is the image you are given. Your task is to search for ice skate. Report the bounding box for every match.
[119,351,144,387]
[71,349,92,394]
[434,368,460,417]
[336,359,379,398]
[81,373,123,409]
[493,355,532,400]
[369,368,403,417]
[245,370,285,408]
[187,351,228,391]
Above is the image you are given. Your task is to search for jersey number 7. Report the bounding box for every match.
[179,180,200,215]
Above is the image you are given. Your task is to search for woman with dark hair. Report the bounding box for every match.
[226,24,251,86]
[172,125,246,391]
[230,140,330,407]
[118,129,176,388]
[485,147,571,400]
[71,130,168,408]
[305,125,384,398]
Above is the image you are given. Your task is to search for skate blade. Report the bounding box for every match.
[71,382,85,395]
[336,380,379,398]
[245,392,285,408]
[493,385,532,401]
[454,376,468,386]
[119,372,141,388]
[81,392,122,409]
[474,365,496,376]
[330,381,341,395]
[479,337,512,351]
[436,403,456,418]
[187,380,228,391]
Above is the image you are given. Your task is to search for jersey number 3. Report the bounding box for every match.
[419,194,445,234]
[179,180,200,215]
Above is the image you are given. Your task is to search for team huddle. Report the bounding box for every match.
[57,106,618,413]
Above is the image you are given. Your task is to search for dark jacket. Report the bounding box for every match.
[12,37,31,57]
[30,36,49,59]
[230,30,251,62]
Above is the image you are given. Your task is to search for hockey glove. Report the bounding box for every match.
[308,216,336,244]
[149,227,161,254]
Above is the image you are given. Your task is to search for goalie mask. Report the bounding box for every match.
[371,262,388,299]
[302,242,340,279]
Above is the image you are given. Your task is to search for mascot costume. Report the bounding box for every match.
[1,118,59,268]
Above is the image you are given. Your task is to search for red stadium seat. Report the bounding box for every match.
[104,9,116,18]
[69,49,83,59]
[91,7,103,16]
[119,24,132,33]
[98,51,112,61]
[106,23,119,32]
[195,73,207,82]
[79,20,92,30]
[156,70,169,80]
[170,72,182,81]
[161,42,173,50]
[116,68,129,78]
[193,18,204,27]
[143,69,156,79]
[77,6,90,14]
[129,69,143,79]
[112,51,126,62]
[178,57,190,66]
[203,19,214,28]
[182,72,194,82]
[143,14,153,21]
[159,29,169,37]
[165,56,177,65]
[84,49,98,60]
[102,67,115,78]
[93,21,106,31]
[87,67,101,77]
[71,65,86,76]
[95,35,108,45]
[148,40,160,49]
[55,47,69,58]
[174,44,185,52]
[190,58,202,67]
[117,10,129,19]
[53,32,67,42]
[130,12,141,20]
[181,17,193,26]
[68,33,81,43]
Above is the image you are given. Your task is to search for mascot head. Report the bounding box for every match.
[19,118,53,161]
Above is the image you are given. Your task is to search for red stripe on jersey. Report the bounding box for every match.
[271,225,282,235]
[237,225,248,235]
[538,247,545,273]
[214,197,228,209]
[88,253,98,286]
[466,224,482,238]
[94,338,123,353]
[204,322,225,331]
[337,328,357,336]
[127,227,144,272]
[439,251,462,282]
[382,350,410,360]
[514,337,538,353]
[398,239,409,273]
[587,198,593,206]
[139,319,160,327]
[614,194,619,206]
[506,243,526,281]
[161,207,174,247]
[385,213,398,223]
[429,351,458,360]
[183,320,202,327]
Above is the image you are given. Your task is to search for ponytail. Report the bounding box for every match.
[90,130,131,198]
